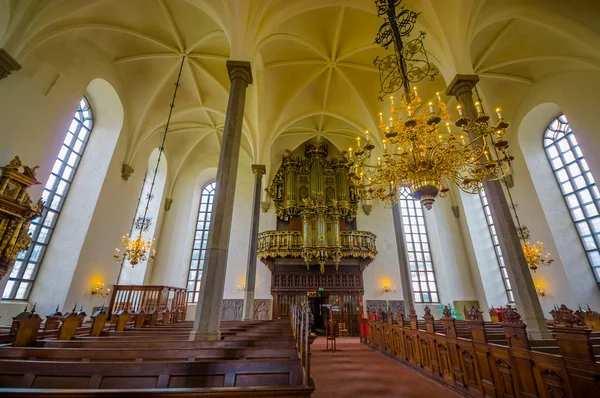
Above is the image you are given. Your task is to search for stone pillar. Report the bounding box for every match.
[190,61,253,340]
[446,74,549,338]
[242,164,266,321]
[392,203,414,318]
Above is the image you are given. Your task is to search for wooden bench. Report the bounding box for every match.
[0,309,313,397]
[0,359,303,389]
[0,347,298,362]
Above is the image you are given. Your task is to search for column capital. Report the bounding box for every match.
[226,60,253,85]
[0,49,21,80]
[251,164,266,177]
[445,74,480,98]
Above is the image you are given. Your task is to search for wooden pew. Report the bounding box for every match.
[0,305,313,397]
[0,359,304,389]
[0,346,298,362]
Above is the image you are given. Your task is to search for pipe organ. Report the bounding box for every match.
[264,141,376,273]
[261,141,377,331]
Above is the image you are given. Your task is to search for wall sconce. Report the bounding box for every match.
[237,281,246,292]
[91,282,111,297]
[381,283,396,294]
[536,285,546,297]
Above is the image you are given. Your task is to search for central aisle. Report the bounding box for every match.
[310,337,460,398]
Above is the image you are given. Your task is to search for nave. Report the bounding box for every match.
[311,338,458,398]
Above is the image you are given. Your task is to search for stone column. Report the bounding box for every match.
[242,164,266,321]
[392,203,414,318]
[446,74,550,338]
[190,61,252,341]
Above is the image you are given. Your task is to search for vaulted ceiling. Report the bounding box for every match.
[2,0,600,185]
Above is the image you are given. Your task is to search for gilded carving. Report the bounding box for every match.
[0,157,43,279]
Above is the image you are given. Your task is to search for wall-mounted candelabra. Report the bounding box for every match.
[91,282,111,297]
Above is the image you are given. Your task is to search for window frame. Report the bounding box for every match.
[479,189,514,303]
[186,181,216,303]
[543,113,600,284]
[2,97,94,301]
[399,187,440,303]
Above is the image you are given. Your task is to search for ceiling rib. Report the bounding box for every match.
[254,33,330,60]
[265,59,328,68]
[480,72,533,85]
[21,23,179,57]
[115,53,180,64]
[269,65,330,143]
[127,61,180,162]
[158,0,184,52]
[186,30,227,54]
[476,55,600,73]
[188,57,228,94]
[185,58,216,127]
[473,18,517,71]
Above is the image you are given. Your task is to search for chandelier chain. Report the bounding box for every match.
[139,55,185,228]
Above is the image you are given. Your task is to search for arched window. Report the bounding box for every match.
[187,182,216,303]
[2,97,93,300]
[479,189,514,302]
[399,187,439,303]
[544,114,600,282]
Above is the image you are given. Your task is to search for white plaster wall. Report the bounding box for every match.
[359,201,404,308]
[150,134,264,321]
[39,78,126,317]
[506,71,600,311]
[424,194,478,317]
[458,189,510,311]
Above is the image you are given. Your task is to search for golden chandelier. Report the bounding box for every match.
[348,0,513,209]
[349,93,512,209]
[522,240,553,272]
[113,233,155,267]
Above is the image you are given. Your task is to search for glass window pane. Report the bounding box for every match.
[186,182,216,303]
[479,189,513,302]
[544,113,600,283]
[2,96,93,301]
[398,187,438,302]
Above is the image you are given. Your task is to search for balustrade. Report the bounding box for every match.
[258,230,377,260]
[108,285,187,318]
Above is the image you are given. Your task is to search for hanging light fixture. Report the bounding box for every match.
[348,0,513,209]
[113,56,185,267]
[505,187,553,272]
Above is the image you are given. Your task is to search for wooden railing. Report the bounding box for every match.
[108,285,187,317]
[290,303,312,387]
[360,306,600,398]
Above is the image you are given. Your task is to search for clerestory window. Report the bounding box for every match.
[544,114,600,283]
[2,97,93,300]
[399,187,439,303]
[186,182,216,303]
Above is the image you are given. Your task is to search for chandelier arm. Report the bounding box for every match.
[138,56,186,234]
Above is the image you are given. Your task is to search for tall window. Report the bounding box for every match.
[479,189,514,302]
[544,114,600,282]
[187,182,216,303]
[3,97,93,300]
[399,188,439,303]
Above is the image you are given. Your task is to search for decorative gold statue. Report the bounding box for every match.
[0,157,43,279]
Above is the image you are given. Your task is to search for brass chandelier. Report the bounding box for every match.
[348,0,513,209]
[506,186,554,272]
[113,56,185,267]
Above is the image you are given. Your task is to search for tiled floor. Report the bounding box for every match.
[310,337,461,398]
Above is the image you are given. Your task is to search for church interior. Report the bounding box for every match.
[0,0,600,396]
